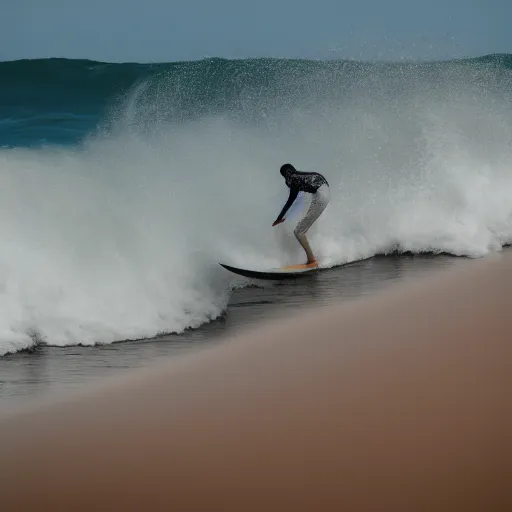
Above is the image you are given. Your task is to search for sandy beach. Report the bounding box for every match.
[0,249,510,511]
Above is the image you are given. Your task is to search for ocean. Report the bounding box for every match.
[1,54,512,403]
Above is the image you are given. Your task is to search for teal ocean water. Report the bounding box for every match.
[1,54,512,355]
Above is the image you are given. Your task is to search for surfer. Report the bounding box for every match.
[272,163,330,267]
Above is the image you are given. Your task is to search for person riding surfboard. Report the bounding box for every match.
[272,163,330,267]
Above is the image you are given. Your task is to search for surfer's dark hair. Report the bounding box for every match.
[280,163,295,176]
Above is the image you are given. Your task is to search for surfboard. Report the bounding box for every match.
[219,262,319,280]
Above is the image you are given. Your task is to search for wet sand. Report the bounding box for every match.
[0,250,510,510]
[1,254,462,408]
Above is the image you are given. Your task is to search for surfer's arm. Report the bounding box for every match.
[273,187,299,225]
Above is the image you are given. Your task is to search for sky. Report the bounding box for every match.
[2,0,510,62]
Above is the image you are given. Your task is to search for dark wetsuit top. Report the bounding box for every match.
[275,171,329,223]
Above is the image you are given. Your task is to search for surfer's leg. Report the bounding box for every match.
[294,185,330,265]
[295,233,317,265]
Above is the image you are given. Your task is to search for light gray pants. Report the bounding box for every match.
[294,184,330,237]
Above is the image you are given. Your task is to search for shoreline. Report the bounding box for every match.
[1,253,466,409]
[0,252,465,357]
[0,249,510,510]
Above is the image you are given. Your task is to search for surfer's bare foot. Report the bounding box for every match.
[306,260,318,267]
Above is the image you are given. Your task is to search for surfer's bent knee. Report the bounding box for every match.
[294,227,305,239]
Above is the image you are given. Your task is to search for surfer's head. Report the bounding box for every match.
[280,163,295,178]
